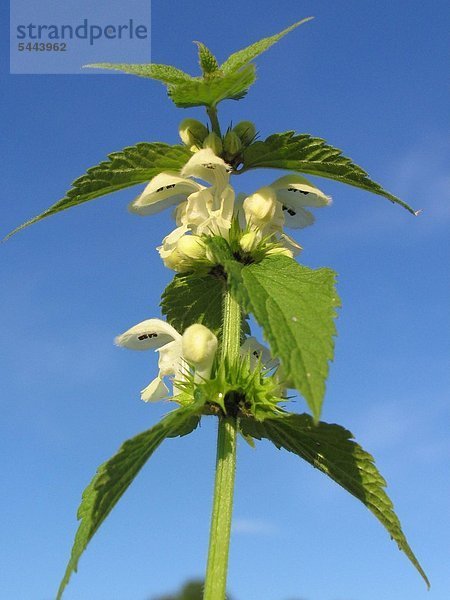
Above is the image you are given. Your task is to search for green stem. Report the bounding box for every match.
[207,105,222,137]
[203,290,241,600]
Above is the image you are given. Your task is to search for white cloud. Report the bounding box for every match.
[232,517,278,536]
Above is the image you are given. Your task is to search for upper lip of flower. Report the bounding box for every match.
[129,149,232,217]
[114,318,181,350]
[267,174,331,229]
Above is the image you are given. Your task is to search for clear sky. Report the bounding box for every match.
[1,1,449,599]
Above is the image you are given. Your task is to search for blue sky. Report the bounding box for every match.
[1,1,449,599]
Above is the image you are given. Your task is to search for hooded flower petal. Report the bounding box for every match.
[181,148,231,194]
[115,318,181,351]
[269,174,331,229]
[129,172,204,216]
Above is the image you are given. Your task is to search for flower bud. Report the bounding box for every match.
[182,324,218,380]
[233,121,256,145]
[176,235,207,261]
[223,130,242,157]
[239,231,258,253]
[178,118,208,149]
[161,248,189,272]
[202,132,223,155]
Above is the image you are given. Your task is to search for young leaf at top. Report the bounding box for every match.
[161,271,226,336]
[84,62,194,84]
[57,403,202,600]
[3,143,192,241]
[167,64,256,108]
[87,19,314,109]
[220,17,314,74]
[195,42,220,75]
[240,413,429,588]
[240,131,419,215]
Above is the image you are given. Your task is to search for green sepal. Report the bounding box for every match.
[240,131,418,214]
[3,143,192,241]
[57,403,202,600]
[240,413,430,588]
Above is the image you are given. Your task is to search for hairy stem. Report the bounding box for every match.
[207,105,222,137]
[203,290,240,600]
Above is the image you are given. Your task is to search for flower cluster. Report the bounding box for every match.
[115,319,278,405]
[117,119,331,406]
[129,120,331,273]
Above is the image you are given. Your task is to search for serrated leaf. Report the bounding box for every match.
[3,143,192,241]
[230,255,338,421]
[195,42,220,75]
[203,243,339,421]
[241,131,418,214]
[221,18,313,74]
[57,404,201,600]
[240,413,429,588]
[161,271,226,335]
[167,64,256,108]
[85,62,194,84]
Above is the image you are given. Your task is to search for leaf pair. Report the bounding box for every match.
[2,128,417,242]
[85,18,314,109]
[57,405,429,598]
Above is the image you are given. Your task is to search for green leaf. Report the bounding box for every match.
[241,131,418,215]
[240,412,429,588]
[229,254,339,422]
[57,404,201,600]
[167,64,256,108]
[161,271,226,336]
[221,18,314,74]
[3,143,192,241]
[85,62,194,84]
[195,42,220,75]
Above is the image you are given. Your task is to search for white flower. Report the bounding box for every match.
[115,319,219,401]
[182,324,218,381]
[181,148,231,195]
[242,186,284,239]
[268,174,331,228]
[128,149,232,221]
[158,234,210,273]
[115,318,186,402]
[129,172,204,216]
[181,185,235,237]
